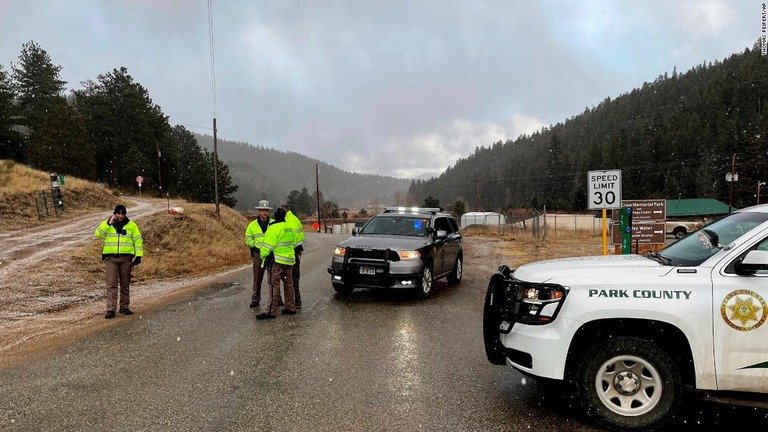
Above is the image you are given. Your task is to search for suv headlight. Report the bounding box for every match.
[333,246,346,256]
[503,280,568,325]
[397,250,420,260]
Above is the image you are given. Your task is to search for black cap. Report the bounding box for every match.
[274,207,286,222]
[114,205,127,215]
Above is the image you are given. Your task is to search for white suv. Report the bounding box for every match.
[484,205,768,431]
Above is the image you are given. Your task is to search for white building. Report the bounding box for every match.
[460,212,506,228]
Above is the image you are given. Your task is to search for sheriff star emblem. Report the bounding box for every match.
[720,289,767,331]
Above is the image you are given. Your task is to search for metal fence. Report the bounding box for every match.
[461,208,608,239]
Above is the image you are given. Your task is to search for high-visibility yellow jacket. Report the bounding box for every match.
[261,221,295,266]
[245,217,273,252]
[286,210,304,250]
[94,219,144,257]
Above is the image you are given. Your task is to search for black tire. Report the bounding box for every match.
[483,277,507,365]
[673,227,687,239]
[416,265,434,299]
[575,336,683,432]
[446,255,463,285]
[332,282,354,296]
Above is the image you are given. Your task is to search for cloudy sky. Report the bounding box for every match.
[0,1,761,179]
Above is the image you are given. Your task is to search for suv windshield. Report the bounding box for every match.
[359,216,430,236]
[658,211,768,266]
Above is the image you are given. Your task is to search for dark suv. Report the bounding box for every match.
[327,207,463,298]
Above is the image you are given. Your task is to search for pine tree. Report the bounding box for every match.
[0,65,24,161]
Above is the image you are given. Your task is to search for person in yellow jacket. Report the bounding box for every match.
[244,200,273,308]
[285,206,305,309]
[94,204,143,319]
[257,206,296,319]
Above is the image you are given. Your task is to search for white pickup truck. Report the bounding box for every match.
[665,220,703,239]
[484,205,768,431]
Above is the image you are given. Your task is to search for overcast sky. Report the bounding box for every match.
[0,1,761,179]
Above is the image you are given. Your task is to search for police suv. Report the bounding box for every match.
[327,207,462,298]
[483,204,768,431]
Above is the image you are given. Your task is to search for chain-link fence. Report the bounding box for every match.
[460,208,607,240]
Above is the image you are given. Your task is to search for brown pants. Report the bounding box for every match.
[251,255,267,301]
[264,263,295,316]
[104,255,133,311]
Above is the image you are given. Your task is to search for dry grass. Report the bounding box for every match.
[67,204,251,289]
[131,204,251,279]
[1,163,251,289]
[0,159,122,232]
[461,224,620,268]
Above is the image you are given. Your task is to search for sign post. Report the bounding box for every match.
[136,175,144,197]
[588,170,622,255]
[619,207,632,254]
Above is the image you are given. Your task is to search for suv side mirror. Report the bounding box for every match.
[734,250,768,275]
[698,229,720,250]
[352,227,361,235]
[435,229,448,239]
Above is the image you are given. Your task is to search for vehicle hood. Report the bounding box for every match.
[512,254,673,284]
[338,234,428,250]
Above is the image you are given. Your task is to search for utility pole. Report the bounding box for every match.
[156,142,162,198]
[213,117,220,220]
[316,164,322,232]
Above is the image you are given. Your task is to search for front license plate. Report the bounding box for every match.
[359,267,376,275]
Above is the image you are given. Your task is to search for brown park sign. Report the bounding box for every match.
[611,222,666,245]
[611,199,666,222]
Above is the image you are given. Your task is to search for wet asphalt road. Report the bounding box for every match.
[0,232,765,431]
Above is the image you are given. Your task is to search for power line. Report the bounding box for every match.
[169,121,214,131]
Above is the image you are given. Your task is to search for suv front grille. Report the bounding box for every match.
[347,248,400,262]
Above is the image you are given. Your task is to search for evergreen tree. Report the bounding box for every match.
[10,41,70,170]
[27,96,94,178]
[73,67,166,188]
[286,189,300,211]
[0,65,24,161]
[298,187,314,215]
[423,195,440,208]
[11,41,66,123]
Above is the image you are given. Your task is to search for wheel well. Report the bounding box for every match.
[564,319,696,391]
[673,227,687,233]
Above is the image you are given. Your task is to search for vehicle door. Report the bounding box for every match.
[444,217,462,269]
[712,228,768,392]
[434,216,460,274]
[431,217,450,274]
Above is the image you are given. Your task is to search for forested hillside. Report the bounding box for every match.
[0,41,238,207]
[195,134,412,211]
[410,45,768,212]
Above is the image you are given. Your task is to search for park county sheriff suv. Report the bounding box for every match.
[327,207,463,298]
[483,204,768,431]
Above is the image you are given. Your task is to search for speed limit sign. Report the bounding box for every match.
[587,170,622,210]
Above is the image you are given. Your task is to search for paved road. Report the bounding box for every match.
[0,232,764,431]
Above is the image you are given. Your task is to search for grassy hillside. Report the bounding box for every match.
[0,159,123,232]
[0,160,251,281]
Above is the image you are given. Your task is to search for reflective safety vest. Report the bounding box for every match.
[94,219,144,257]
[286,210,304,249]
[245,217,273,252]
[261,221,296,266]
